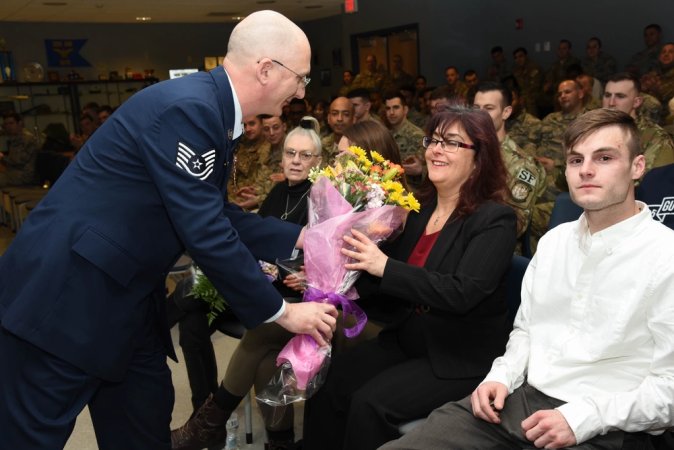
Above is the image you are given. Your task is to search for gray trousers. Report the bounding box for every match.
[380,383,652,450]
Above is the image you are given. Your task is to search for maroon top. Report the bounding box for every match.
[406,230,440,267]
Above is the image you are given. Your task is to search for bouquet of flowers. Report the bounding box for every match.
[257,147,418,406]
[191,261,278,324]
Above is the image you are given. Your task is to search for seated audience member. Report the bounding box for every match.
[310,99,329,136]
[603,72,674,172]
[473,82,546,240]
[98,105,114,124]
[383,91,425,191]
[444,66,469,100]
[347,88,382,124]
[582,36,617,84]
[227,115,272,210]
[485,45,512,83]
[302,106,517,450]
[338,69,354,97]
[382,108,674,450]
[626,23,662,77]
[502,76,542,153]
[287,98,308,128]
[0,112,39,187]
[171,118,406,450]
[656,43,674,106]
[576,73,602,110]
[512,47,543,118]
[69,112,99,151]
[320,97,354,164]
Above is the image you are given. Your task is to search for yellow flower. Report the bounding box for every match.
[370,150,385,163]
[404,194,421,212]
[349,146,367,159]
[382,180,404,193]
[389,191,402,204]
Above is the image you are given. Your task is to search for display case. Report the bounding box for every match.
[0,79,156,135]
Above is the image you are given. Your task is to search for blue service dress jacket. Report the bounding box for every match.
[0,66,300,381]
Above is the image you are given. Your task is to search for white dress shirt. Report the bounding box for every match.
[484,202,674,443]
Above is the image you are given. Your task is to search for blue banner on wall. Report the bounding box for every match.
[45,39,91,67]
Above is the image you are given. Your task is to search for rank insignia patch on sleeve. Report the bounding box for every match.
[176,142,216,180]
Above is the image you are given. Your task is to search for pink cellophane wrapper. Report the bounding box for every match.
[257,177,407,405]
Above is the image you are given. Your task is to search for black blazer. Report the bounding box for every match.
[359,200,517,380]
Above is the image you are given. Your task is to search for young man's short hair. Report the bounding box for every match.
[346,88,371,101]
[475,81,512,108]
[563,108,642,159]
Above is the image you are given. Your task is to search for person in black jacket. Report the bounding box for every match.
[302,106,518,450]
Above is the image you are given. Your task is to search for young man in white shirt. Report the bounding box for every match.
[381,108,674,449]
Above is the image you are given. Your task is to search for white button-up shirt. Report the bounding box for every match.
[485,202,674,443]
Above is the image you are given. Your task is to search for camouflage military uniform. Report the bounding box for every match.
[658,65,674,105]
[535,108,588,171]
[506,110,541,157]
[639,93,664,124]
[255,142,284,198]
[583,96,602,111]
[513,61,544,118]
[637,115,674,172]
[627,46,660,77]
[352,69,393,92]
[407,108,427,129]
[320,133,340,167]
[582,53,617,83]
[391,119,424,160]
[391,119,426,191]
[228,139,270,191]
[486,62,512,83]
[227,138,272,207]
[528,108,587,250]
[501,135,546,239]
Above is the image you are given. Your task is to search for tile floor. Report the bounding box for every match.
[0,225,303,450]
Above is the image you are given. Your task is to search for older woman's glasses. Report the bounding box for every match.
[272,59,311,87]
[284,149,318,161]
[422,136,476,152]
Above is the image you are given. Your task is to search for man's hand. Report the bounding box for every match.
[275,301,338,347]
[402,155,423,176]
[342,228,388,277]
[522,409,576,449]
[470,381,509,424]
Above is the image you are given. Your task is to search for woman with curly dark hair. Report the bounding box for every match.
[303,106,517,450]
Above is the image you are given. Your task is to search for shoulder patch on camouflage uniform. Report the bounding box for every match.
[516,167,537,187]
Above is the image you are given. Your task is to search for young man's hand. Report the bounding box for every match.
[522,409,576,449]
[470,381,509,424]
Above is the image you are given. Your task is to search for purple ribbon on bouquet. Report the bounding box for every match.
[304,286,367,338]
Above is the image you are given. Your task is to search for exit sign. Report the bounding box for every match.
[345,0,358,13]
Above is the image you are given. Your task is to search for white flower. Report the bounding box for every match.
[365,183,385,209]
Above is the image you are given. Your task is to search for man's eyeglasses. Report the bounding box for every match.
[272,59,311,87]
[284,149,318,161]
[422,136,476,152]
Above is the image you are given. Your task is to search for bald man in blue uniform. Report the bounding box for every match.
[0,10,337,450]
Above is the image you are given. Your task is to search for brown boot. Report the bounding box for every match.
[171,394,228,450]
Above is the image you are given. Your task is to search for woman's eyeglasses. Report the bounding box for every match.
[284,149,318,161]
[422,136,476,153]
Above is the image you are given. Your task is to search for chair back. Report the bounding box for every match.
[548,192,583,230]
[506,255,530,324]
